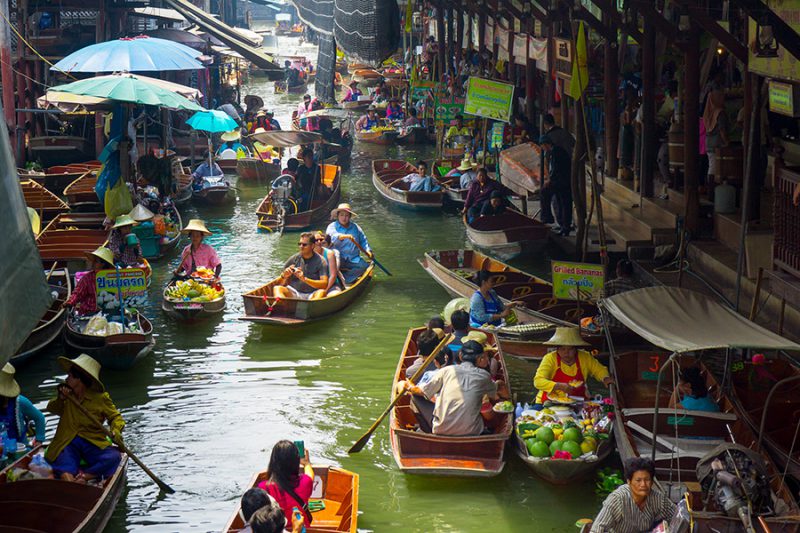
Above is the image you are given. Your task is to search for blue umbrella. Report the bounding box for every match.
[186,110,239,133]
[51,36,204,73]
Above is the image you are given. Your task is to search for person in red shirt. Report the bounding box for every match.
[257,440,314,528]
[62,247,114,315]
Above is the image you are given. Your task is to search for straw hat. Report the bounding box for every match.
[58,354,104,392]
[431,327,445,340]
[367,105,377,112]
[543,327,590,347]
[112,214,137,229]
[244,94,264,111]
[457,158,477,171]
[0,363,20,398]
[330,203,358,219]
[129,204,154,222]
[460,331,497,351]
[254,127,267,134]
[220,130,241,142]
[86,246,114,268]
[182,219,212,236]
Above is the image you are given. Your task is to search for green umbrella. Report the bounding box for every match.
[48,73,202,111]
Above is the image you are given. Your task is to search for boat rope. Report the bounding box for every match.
[0,9,77,80]
[779,416,800,489]
[672,360,681,491]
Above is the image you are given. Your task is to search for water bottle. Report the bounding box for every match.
[515,402,523,418]
[292,507,307,533]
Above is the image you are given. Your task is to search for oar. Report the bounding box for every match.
[60,387,175,494]
[46,261,60,282]
[348,237,392,277]
[348,333,454,454]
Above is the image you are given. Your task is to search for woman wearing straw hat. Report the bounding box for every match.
[532,327,613,409]
[341,80,362,103]
[46,354,125,483]
[444,157,478,189]
[216,130,247,158]
[63,247,116,316]
[174,219,221,279]
[107,214,143,267]
[0,363,46,449]
[355,106,380,132]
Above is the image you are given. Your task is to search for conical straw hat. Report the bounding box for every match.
[543,327,590,347]
[181,219,212,235]
[0,363,20,398]
[112,214,137,229]
[129,204,155,222]
[58,354,104,392]
[220,129,241,142]
[86,246,114,268]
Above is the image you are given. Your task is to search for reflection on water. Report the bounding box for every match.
[15,37,605,532]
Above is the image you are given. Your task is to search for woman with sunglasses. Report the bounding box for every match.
[273,232,329,300]
[313,231,343,295]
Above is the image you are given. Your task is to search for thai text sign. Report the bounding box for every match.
[769,80,798,117]
[96,268,147,310]
[433,94,465,125]
[464,77,514,122]
[410,80,438,102]
[551,261,605,300]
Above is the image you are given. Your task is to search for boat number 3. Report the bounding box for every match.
[648,355,660,372]
[730,361,745,373]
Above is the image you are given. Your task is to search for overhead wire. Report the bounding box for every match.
[0,8,78,80]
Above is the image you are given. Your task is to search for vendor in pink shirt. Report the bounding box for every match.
[257,440,314,528]
[173,219,222,278]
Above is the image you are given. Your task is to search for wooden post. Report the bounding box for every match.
[573,97,588,258]
[640,17,656,197]
[446,5,454,77]
[479,12,486,57]
[455,5,464,69]
[0,0,16,158]
[604,39,619,178]
[526,20,537,124]
[437,1,446,82]
[683,26,700,234]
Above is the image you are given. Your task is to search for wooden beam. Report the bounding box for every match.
[571,4,615,41]
[588,0,644,43]
[631,0,678,43]
[737,0,800,65]
[687,8,747,63]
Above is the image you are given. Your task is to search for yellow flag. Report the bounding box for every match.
[405,0,413,33]
[568,22,588,100]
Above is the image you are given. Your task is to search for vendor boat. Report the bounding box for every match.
[396,126,429,145]
[36,215,109,272]
[63,170,101,211]
[356,128,399,146]
[240,264,373,326]
[464,209,549,261]
[389,327,512,476]
[236,157,281,181]
[11,268,71,366]
[64,311,155,370]
[0,445,127,533]
[162,279,226,322]
[172,170,193,206]
[341,100,373,113]
[371,160,443,210]
[18,161,101,195]
[192,176,232,206]
[222,465,359,532]
[20,179,70,222]
[275,79,307,94]
[257,164,341,232]
[132,203,183,260]
[215,157,238,173]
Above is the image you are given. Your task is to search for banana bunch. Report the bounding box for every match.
[372,126,396,133]
[165,280,224,302]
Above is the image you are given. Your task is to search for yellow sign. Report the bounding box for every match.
[769,80,797,116]
[551,261,605,301]
[464,77,514,122]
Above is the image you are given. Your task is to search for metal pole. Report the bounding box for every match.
[652,352,678,463]
[683,25,700,235]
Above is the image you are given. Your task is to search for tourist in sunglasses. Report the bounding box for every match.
[272,232,328,300]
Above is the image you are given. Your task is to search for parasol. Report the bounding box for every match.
[47,74,202,111]
[51,36,203,73]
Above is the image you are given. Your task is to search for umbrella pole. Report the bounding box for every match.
[143,109,148,156]
[207,135,213,172]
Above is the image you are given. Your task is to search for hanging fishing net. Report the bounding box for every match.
[315,33,337,103]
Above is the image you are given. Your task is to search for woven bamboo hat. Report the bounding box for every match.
[86,246,114,268]
[543,327,590,347]
[58,354,104,392]
[460,331,497,351]
[0,363,20,398]
[112,214,137,229]
[457,157,477,171]
[129,204,154,222]
[182,219,212,236]
[220,129,241,142]
[331,203,357,219]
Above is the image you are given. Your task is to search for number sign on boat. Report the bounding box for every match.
[550,261,605,301]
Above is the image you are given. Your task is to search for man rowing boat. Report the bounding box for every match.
[325,203,372,284]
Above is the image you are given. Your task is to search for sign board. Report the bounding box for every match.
[491,122,505,149]
[769,80,800,117]
[464,77,514,122]
[95,268,147,311]
[513,34,528,65]
[433,94,465,125]
[748,5,800,82]
[410,80,438,102]
[554,37,572,80]
[550,261,605,300]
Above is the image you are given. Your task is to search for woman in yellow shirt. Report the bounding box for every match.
[533,327,614,408]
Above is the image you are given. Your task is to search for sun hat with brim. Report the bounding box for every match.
[457,158,476,171]
[58,354,104,392]
[87,246,114,268]
[112,214,137,229]
[220,130,241,142]
[460,331,497,351]
[181,219,212,236]
[129,204,155,222]
[0,363,20,398]
[331,203,358,219]
[543,327,590,347]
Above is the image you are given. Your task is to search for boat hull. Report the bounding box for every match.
[396,127,429,145]
[356,130,398,145]
[236,158,281,181]
[513,432,612,484]
[162,295,226,322]
[192,184,231,205]
[465,211,549,261]
[64,315,155,370]
[257,165,341,232]
[11,269,71,366]
[372,160,443,210]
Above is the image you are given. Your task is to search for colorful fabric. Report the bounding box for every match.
[45,390,125,463]
[680,395,720,412]
[178,243,221,274]
[534,350,609,404]
[1,396,45,444]
[65,270,98,315]
[342,88,362,102]
[48,435,122,479]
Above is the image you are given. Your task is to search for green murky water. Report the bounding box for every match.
[15,42,609,532]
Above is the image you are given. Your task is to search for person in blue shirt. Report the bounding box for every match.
[216,130,247,157]
[447,309,470,354]
[325,203,372,284]
[672,366,719,412]
[469,270,520,328]
[0,363,46,447]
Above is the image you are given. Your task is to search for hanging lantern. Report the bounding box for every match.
[755,16,779,58]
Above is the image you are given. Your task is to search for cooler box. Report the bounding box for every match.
[133,221,155,239]
[133,223,159,258]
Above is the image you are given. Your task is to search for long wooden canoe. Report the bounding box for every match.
[341,100,372,113]
[222,465,358,532]
[236,157,281,181]
[257,164,341,231]
[36,215,109,271]
[610,351,800,531]
[240,264,374,326]
[396,126,429,145]
[20,179,70,221]
[730,358,800,482]
[275,79,308,94]
[389,327,512,476]
[464,209,549,261]
[63,171,101,211]
[192,178,232,206]
[371,160,443,210]
[12,268,71,366]
[172,171,193,206]
[19,161,101,195]
[0,445,128,533]
[64,312,155,370]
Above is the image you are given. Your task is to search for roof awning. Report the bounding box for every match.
[601,287,800,353]
[249,130,324,147]
[162,0,281,74]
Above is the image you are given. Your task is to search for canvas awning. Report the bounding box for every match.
[601,287,800,353]
[248,130,324,147]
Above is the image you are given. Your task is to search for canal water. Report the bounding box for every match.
[16,40,609,532]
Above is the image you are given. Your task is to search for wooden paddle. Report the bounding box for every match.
[348,333,454,454]
[45,262,59,282]
[346,236,392,276]
[61,388,175,494]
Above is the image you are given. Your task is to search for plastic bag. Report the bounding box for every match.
[84,314,109,337]
[105,322,123,336]
[104,178,133,219]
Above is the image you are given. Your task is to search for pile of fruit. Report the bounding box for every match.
[517,400,613,461]
[192,267,215,280]
[165,279,224,303]
[369,126,396,133]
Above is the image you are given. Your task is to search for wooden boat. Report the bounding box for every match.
[162,281,226,322]
[215,157,238,172]
[371,160,443,210]
[356,128,399,146]
[730,358,800,481]
[351,69,382,87]
[498,142,543,197]
[36,218,108,272]
[389,327,512,476]
[64,311,155,370]
[0,445,128,533]
[12,268,71,366]
[341,100,372,113]
[20,179,70,222]
[465,209,549,261]
[172,171,193,206]
[63,171,101,211]
[222,465,358,532]
[240,264,374,326]
[431,159,469,206]
[19,162,101,195]
[133,203,183,260]
[236,157,281,181]
[396,126,429,145]
[275,79,307,94]
[611,350,800,531]
[192,177,232,205]
[257,164,341,232]
[28,135,91,167]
